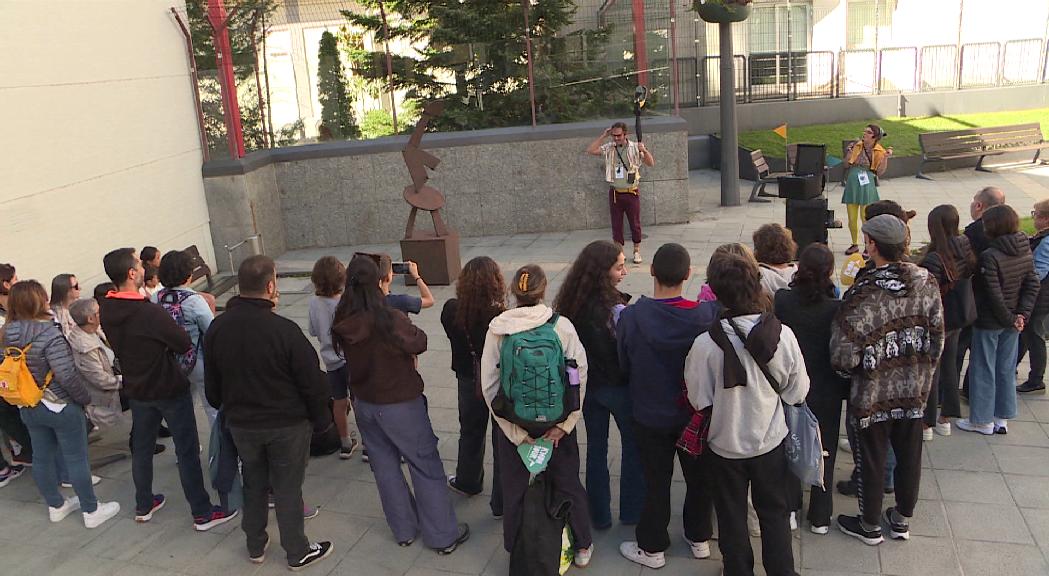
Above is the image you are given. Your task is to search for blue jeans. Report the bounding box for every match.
[130,391,213,517]
[19,403,98,512]
[969,327,1020,424]
[582,385,644,526]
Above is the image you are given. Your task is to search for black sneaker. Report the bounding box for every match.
[1017,380,1046,393]
[837,514,884,546]
[882,507,910,540]
[836,480,858,496]
[158,424,172,438]
[447,476,480,497]
[361,449,369,463]
[249,535,269,564]
[437,523,470,555]
[288,542,333,571]
[339,437,360,460]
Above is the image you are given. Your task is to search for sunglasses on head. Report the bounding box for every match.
[352,252,382,267]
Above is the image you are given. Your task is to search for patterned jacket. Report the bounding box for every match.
[830,262,945,428]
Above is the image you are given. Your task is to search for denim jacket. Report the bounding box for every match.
[152,287,214,358]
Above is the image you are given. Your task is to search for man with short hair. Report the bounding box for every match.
[587,122,656,264]
[831,215,945,545]
[99,248,234,531]
[966,186,1006,254]
[616,243,717,568]
[205,255,334,570]
[1017,199,1049,393]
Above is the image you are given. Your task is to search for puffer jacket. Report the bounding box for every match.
[2,320,91,406]
[1029,229,1049,318]
[920,235,977,296]
[974,232,1040,330]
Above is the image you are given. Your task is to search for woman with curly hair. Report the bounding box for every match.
[753,224,798,297]
[553,240,643,529]
[440,256,506,516]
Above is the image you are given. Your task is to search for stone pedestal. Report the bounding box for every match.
[400,231,461,286]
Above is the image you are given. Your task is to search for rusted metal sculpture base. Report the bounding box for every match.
[400,231,460,286]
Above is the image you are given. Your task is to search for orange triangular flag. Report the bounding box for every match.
[773,123,788,140]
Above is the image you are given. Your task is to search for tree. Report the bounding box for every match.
[316,31,360,140]
[342,0,633,131]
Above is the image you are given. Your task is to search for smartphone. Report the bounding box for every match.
[391,262,411,275]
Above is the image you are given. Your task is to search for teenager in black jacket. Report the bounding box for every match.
[553,240,643,529]
[958,205,1039,436]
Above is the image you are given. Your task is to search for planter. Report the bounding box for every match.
[693,1,751,23]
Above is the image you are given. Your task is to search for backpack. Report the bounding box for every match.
[0,344,53,407]
[492,314,578,436]
[157,288,200,375]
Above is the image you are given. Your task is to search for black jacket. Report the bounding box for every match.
[100,292,191,402]
[440,299,495,379]
[964,218,991,255]
[1029,230,1049,318]
[974,232,1040,329]
[204,297,330,430]
[774,288,850,400]
[920,235,978,331]
[567,292,630,388]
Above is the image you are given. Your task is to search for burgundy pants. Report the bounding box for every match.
[609,188,642,245]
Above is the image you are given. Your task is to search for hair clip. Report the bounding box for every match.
[518,272,530,292]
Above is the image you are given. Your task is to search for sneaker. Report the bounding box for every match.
[935,420,952,436]
[83,501,120,529]
[304,505,319,520]
[1017,380,1046,393]
[810,523,830,535]
[447,476,480,497]
[361,449,369,463]
[836,514,884,546]
[0,464,25,488]
[838,438,852,453]
[250,535,270,564]
[135,494,166,522]
[789,511,799,531]
[882,507,910,541]
[684,536,711,559]
[398,538,414,547]
[158,424,172,438]
[49,496,81,522]
[10,455,31,467]
[633,251,643,264]
[62,475,101,488]
[956,419,994,435]
[922,427,934,442]
[619,541,666,569]
[845,244,859,255]
[574,544,594,567]
[339,437,359,460]
[994,419,1009,435]
[288,541,333,571]
[194,506,239,531]
[437,523,470,555]
[836,479,858,496]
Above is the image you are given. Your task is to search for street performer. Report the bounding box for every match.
[587,122,655,264]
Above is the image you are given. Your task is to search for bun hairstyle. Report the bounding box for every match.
[511,264,547,307]
[867,123,886,141]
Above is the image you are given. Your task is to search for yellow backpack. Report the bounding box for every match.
[0,345,53,407]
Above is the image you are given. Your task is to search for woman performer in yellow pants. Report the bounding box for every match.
[843,124,893,255]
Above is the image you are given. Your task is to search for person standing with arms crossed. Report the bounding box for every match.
[587,122,655,264]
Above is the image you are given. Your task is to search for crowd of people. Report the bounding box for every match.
[0,183,1044,575]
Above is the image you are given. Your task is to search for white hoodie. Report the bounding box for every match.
[481,304,588,446]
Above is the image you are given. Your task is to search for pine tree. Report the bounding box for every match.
[317,31,360,139]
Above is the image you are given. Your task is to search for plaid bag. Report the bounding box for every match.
[676,406,712,456]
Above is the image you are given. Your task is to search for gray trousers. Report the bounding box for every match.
[354,395,459,549]
[230,421,311,563]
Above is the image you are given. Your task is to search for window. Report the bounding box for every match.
[847,0,897,50]
[748,2,811,87]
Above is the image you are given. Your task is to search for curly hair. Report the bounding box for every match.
[553,241,623,322]
[790,243,836,303]
[752,223,796,266]
[311,256,346,297]
[454,256,506,330]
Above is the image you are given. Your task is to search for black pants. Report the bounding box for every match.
[0,401,32,467]
[633,422,714,553]
[1017,312,1049,385]
[934,329,962,420]
[230,421,312,563]
[806,391,846,527]
[855,417,923,526]
[453,375,502,515]
[496,429,591,553]
[709,443,798,576]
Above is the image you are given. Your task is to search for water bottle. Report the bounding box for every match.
[565,359,581,412]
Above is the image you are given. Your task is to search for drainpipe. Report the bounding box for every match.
[208,0,246,158]
[171,8,210,162]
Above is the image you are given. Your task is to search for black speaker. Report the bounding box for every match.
[777,174,823,200]
[794,144,826,176]
[786,197,830,252]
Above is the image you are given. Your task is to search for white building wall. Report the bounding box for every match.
[0,0,215,289]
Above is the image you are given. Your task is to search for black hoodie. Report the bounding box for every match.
[616,296,718,429]
[100,292,191,402]
[974,232,1040,330]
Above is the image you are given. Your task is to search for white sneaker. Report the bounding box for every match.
[83,501,120,529]
[994,419,1008,434]
[956,419,994,435]
[810,523,830,535]
[684,536,711,559]
[49,496,80,522]
[838,438,852,453]
[935,421,951,436]
[61,475,101,488]
[633,251,643,264]
[922,428,934,442]
[790,511,799,531]
[619,541,665,569]
[573,544,593,568]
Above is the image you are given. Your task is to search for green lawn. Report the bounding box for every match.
[1022,216,1036,236]
[737,108,1049,159]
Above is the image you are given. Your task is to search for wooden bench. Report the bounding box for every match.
[748,149,792,203]
[917,123,1049,180]
[184,245,214,291]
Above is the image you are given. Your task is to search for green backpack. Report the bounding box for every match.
[493,314,574,436]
